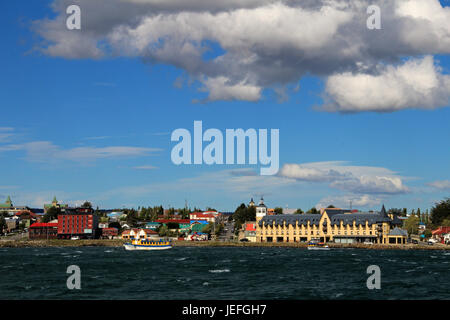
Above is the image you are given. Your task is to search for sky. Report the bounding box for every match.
[0,0,449,212]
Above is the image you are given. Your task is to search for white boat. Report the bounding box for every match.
[307,241,330,250]
[124,238,172,251]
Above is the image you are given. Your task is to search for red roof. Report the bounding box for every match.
[102,228,118,231]
[245,223,256,231]
[15,211,37,218]
[142,229,157,234]
[432,226,450,235]
[190,213,215,218]
[30,222,58,228]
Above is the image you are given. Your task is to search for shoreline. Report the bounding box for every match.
[0,239,449,250]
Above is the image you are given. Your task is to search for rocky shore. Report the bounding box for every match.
[0,239,449,250]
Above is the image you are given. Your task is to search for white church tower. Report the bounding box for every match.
[255,197,267,223]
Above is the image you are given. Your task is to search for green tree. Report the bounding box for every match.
[166,222,180,230]
[42,206,61,223]
[126,209,138,226]
[403,215,420,235]
[417,208,421,221]
[82,201,92,209]
[201,222,214,234]
[108,222,121,231]
[306,207,319,214]
[388,208,402,216]
[430,198,450,227]
[401,208,408,217]
[274,207,283,215]
[327,205,336,208]
[0,216,6,234]
[294,208,303,214]
[232,203,256,231]
[441,218,450,227]
[158,225,169,237]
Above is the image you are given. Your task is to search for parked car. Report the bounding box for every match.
[363,241,373,245]
[412,239,419,244]
[240,238,249,242]
[71,236,80,240]
[427,241,434,245]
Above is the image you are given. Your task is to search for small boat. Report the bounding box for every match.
[124,238,172,251]
[307,241,330,250]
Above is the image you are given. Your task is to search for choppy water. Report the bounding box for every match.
[0,247,449,299]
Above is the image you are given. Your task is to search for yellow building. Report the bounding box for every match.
[256,205,406,244]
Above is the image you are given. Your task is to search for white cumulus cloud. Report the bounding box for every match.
[322,56,450,113]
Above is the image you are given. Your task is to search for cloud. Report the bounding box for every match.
[316,194,383,209]
[322,56,450,113]
[427,180,450,190]
[133,165,159,170]
[278,161,410,194]
[0,141,161,163]
[0,127,15,143]
[199,76,262,102]
[31,0,450,106]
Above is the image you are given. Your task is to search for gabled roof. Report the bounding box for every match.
[388,227,408,236]
[259,211,393,227]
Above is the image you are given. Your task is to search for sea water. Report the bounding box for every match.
[0,246,448,299]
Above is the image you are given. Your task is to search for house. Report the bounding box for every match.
[387,227,408,244]
[186,232,208,241]
[137,228,159,239]
[101,227,119,239]
[189,212,216,223]
[444,233,450,245]
[432,226,450,244]
[121,228,158,240]
[145,221,161,230]
[155,219,191,232]
[4,218,18,232]
[239,221,257,242]
[0,196,30,216]
[15,210,38,228]
[29,222,58,240]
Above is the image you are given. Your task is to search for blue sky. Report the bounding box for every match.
[0,0,449,211]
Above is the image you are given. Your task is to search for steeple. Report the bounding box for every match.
[5,196,12,206]
[52,196,58,204]
[380,204,387,217]
[259,197,265,206]
[249,198,255,207]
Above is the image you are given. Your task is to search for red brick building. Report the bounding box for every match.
[29,222,58,239]
[101,227,119,239]
[57,212,99,239]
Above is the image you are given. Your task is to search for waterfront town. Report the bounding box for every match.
[0,195,449,247]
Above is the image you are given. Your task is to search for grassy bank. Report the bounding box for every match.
[174,241,450,250]
[0,239,448,250]
[0,239,127,248]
